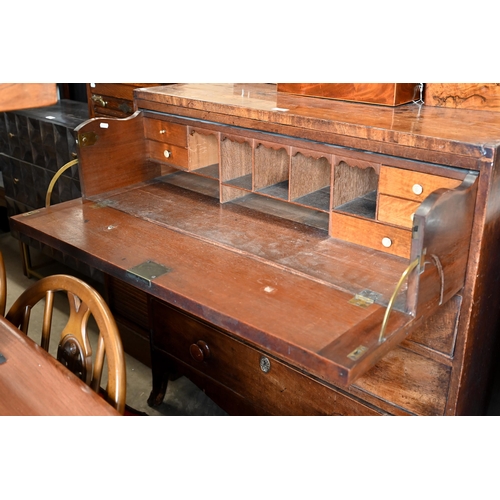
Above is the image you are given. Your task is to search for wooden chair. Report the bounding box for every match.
[0,251,6,316]
[5,274,126,414]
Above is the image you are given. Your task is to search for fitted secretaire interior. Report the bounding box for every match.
[70,87,477,388]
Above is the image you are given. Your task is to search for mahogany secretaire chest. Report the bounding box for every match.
[11,83,500,415]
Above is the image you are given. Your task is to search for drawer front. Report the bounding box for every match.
[147,140,189,168]
[406,294,462,356]
[105,276,150,333]
[88,83,163,118]
[89,83,151,101]
[144,118,187,147]
[330,211,412,258]
[379,165,462,202]
[89,95,134,118]
[377,194,420,228]
[151,300,382,415]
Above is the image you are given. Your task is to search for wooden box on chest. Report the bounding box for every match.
[277,83,420,106]
[11,83,500,415]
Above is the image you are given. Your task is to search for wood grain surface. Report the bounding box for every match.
[0,316,119,416]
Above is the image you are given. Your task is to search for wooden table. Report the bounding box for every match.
[0,315,120,416]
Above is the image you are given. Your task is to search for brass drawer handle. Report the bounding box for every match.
[91,95,108,107]
[8,132,15,139]
[163,149,171,159]
[189,340,211,362]
[13,177,19,184]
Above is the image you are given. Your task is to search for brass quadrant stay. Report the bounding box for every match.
[378,257,420,343]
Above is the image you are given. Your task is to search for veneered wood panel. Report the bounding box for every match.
[424,83,500,111]
[135,84,500,169]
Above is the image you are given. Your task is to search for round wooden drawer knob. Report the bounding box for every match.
[189,340,211,362]
[382,237,392,248]
[412,183,423,195]
[164,149,171,159]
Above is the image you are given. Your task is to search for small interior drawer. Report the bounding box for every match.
[330,211,412,258]
[379,165,462,202]
[377,194,420,228]
[147,140,188,168]
[144,118,187,147]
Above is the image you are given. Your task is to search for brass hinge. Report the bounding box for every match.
[348,289,381,308]
[347,345,368,361]
[78,131,97,147]
[126,260,171,287]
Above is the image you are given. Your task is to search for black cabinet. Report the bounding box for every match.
[0,99,87,220]
[0,100,102,280]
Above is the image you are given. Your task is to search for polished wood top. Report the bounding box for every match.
[135,83,500,168]
[9,185,411,387]
[0,315,120,416]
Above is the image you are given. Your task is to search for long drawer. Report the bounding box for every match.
[151,299,383,416]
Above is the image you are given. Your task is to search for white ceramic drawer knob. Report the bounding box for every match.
[164,149,171,158]
[412,183,424,195]
[382,237,392,248]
